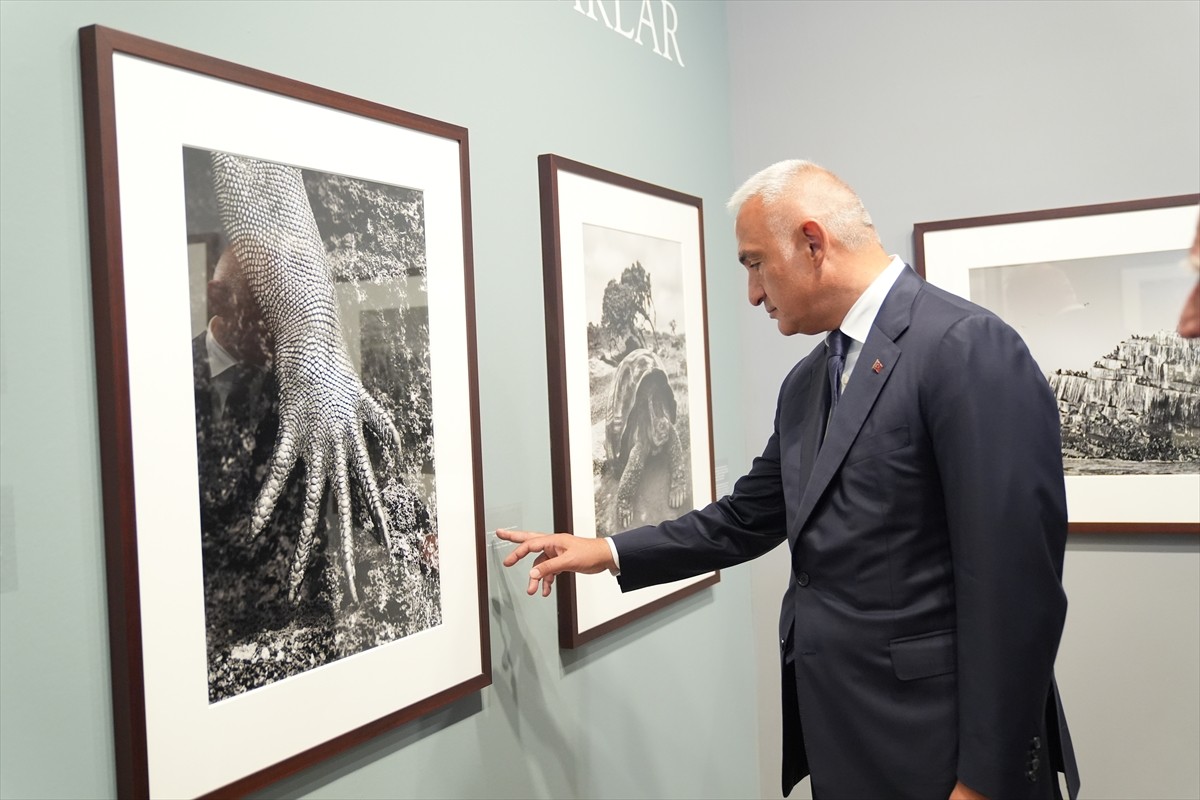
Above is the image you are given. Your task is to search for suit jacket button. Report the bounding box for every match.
[1030,736,1041,751]
[797,572,810,587]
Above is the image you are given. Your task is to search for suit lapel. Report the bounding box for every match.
[790,267,923,539]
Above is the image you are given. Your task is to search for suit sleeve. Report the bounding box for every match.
[925,313,1069,798]
[613,400,791,592]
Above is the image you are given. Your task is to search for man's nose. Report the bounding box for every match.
[747,271,764,306]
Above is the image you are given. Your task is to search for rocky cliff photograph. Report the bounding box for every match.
[969,250,1199,475]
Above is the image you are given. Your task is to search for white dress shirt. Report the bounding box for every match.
[205,320,243,419]
[832,255,906,390]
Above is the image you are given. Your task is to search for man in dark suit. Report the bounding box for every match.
[499,161,1079,800]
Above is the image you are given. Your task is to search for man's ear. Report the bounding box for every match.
[795,219,827,266]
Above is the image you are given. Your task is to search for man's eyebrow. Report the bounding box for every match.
[738,249,756,265]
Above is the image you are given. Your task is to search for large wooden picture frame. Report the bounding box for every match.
[915,195,1200,534]
[538,154,718,648]
[80,25,489,798]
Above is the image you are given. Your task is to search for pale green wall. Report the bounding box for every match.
[0,2,758,798]
[14,3,1196,799]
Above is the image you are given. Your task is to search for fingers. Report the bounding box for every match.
[527,553,559,597]
[251,409,302,537]
[361,391,404,469]
[333,439,359,604]
[500,533,557,567]
[528,553,546,596]
[528,549,569,580]
[288,446,325,605]
[349,426,392,554]
[529,554,557,597]
[495,528,544,544]
[498,534,570,592]
[517,542,583,594]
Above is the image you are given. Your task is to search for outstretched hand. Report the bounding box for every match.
[496,529,616,597]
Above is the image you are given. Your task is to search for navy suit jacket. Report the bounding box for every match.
[613,267,1079,799]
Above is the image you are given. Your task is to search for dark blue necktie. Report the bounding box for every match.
[826,329,851,410]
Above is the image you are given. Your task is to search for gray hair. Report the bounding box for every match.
[727,159,878,250]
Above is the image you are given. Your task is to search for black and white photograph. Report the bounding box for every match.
[916,195,1200,533]
[81,26,488,798]
[582,224,693,536]
[539,154,717,648]
[183,147,442,702]
[968,251,1200,476]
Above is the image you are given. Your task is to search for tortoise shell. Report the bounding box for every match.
[605,348,677,471]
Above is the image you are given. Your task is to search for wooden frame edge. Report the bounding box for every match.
[79,24,149,799]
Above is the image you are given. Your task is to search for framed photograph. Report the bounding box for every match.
[915,195,1200,534]
[79,25,489,798]
[538,154,718,648]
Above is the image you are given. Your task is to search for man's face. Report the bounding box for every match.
[208,248,271,364]
[736,195,820,336]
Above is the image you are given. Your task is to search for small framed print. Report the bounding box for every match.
[538,154,719,647]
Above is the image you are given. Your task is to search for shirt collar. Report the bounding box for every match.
[836,255,906,344]
[205,318,241,378]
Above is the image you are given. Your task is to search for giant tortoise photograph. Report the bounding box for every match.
[582,223,694,537]
[605,348,689,528]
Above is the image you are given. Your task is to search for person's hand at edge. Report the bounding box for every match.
[496,529,616,597]
[950,780,988,800]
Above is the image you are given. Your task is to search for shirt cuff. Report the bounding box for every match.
[606,536,621,576]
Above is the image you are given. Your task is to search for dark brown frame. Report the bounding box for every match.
[914,194,1200,535]
[538,154,719,648]
[79,24,490,798]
